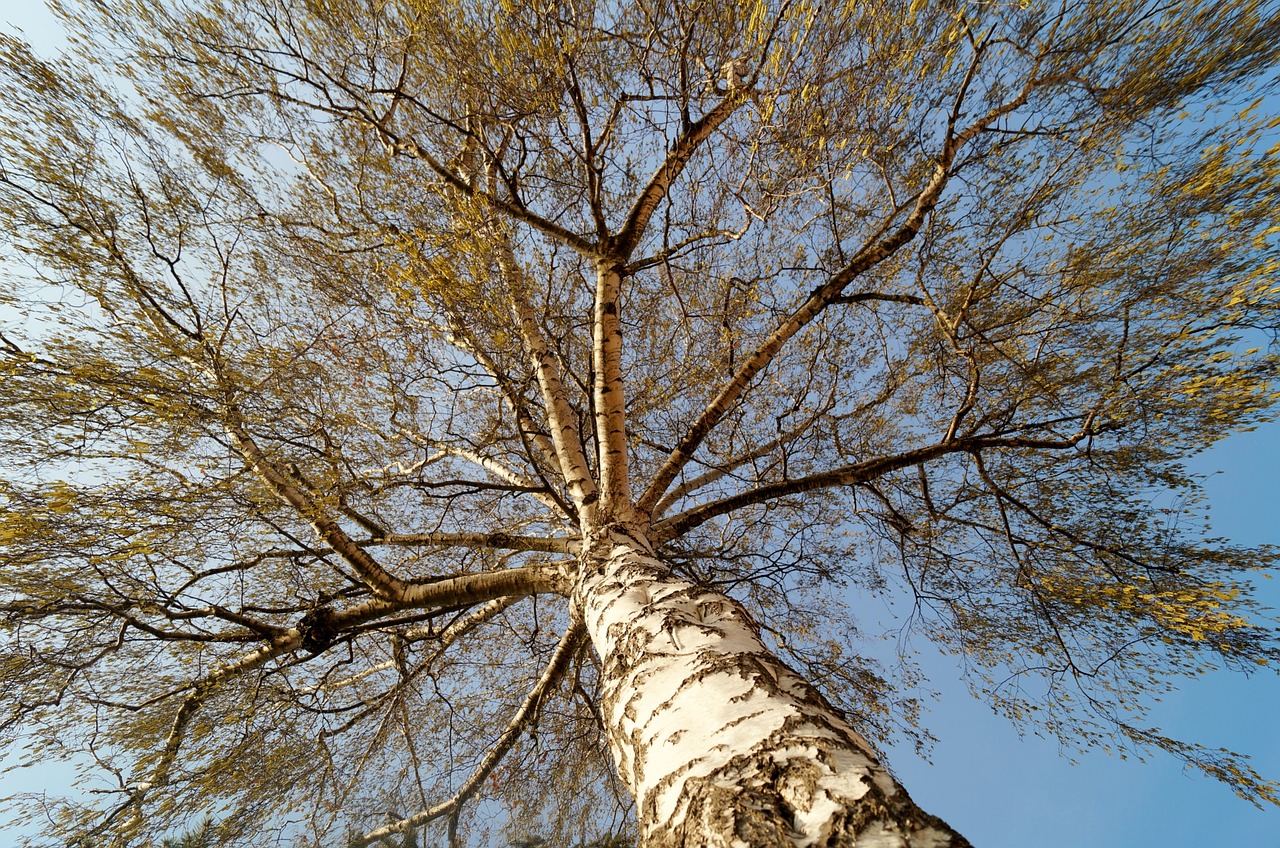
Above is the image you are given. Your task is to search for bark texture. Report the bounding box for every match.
[574,529,971,847]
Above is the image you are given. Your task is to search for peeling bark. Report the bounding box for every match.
[574,531,970,848]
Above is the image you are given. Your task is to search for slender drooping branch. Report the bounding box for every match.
[378,422,570,517]
[651,412,828,518]
[350,620,586,848]
[653,431,1092,542]
[146,632,300,790]
[390,138,599,256]
[444,322,566,470]
[76,627,304,844]
[303,596,520,694]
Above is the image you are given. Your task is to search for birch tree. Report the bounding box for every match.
[2,0,1280,845]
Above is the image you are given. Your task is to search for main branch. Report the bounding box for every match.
[636,57,1037,518]
[653,431,1092,542]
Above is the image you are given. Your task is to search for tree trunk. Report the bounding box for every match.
[574,528,971,848]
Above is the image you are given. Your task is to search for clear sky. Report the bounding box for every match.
[887,424,1280,847]
[2,5,1278,846]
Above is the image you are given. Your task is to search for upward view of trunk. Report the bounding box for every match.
[4,2,1279,846]
[575,527,970,847]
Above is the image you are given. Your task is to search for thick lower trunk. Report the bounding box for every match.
[574,531,970,848]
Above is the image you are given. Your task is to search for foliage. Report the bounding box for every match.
[1,0,1279,844]
[160,818,221,848]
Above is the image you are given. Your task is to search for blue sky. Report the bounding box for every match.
[2,4,1278,846]
[888,426,1280,847]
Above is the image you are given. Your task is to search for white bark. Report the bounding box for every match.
[574,530,969,848]
[499,238,600,519]
[592,261,631,513]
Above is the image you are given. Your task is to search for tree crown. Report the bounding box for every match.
[1,0,1279,844]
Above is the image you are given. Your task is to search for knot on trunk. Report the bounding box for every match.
[299,607,339,654]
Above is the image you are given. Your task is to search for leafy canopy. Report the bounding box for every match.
[1,0,1279,844]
